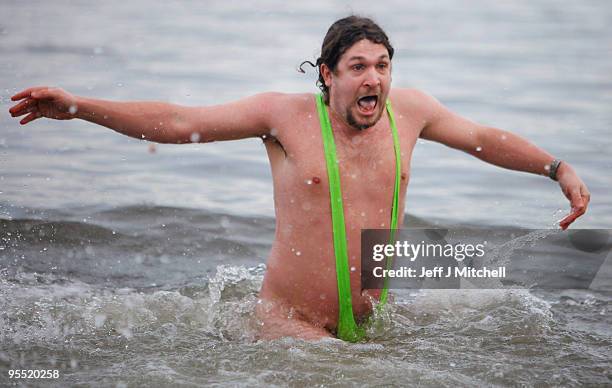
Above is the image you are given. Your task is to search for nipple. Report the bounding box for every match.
[312,176,321,184]
[401,173,407,180]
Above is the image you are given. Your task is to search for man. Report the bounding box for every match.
[8,16,590,341]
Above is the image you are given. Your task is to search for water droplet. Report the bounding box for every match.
[360,212,366,217]
[501,134,507,140]
[270,128,278,136]
[94,314,107,328]
[117,82,123,87]
[320,293,326,300]
[476,146,482,152]
[118,326,132,338]
[306,179,313,185]
[68,105,78,115]
[296,251,301,256]
[262,134,268,140]
[450,362,456,367]
[544,164,551,171]
[220,216,230,228]
[350,266,356,272]
[190,132,201,143]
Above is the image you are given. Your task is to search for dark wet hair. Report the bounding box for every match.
[299,15,394,104]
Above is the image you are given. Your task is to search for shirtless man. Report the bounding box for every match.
[8,16,590,341]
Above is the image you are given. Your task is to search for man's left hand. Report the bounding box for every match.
[556,162,590,230]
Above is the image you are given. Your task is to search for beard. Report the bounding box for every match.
[345,103,384,131]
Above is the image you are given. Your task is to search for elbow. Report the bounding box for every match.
[472,126,496,155]
[140,125,192,144]
[159,109,197,144]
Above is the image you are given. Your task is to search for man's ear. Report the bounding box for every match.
[320,63,332,88]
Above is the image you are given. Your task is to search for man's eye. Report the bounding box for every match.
[352,64,364,71]
[377,63,388,69]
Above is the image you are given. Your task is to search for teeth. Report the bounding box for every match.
[358,96,377,110]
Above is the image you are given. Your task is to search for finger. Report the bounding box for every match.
[559,213,578,230]
[11,86,48,101]
[30,88,53,99]
[559,202,587,230]
[569,188,585,214]
[20,111,41,125]
[11,105,38,118]
[580,186,591,208]
[9,98,36,116]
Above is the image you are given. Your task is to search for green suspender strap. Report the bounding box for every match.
[315,93,401,342]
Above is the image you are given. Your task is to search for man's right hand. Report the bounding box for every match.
[9,86,78,125]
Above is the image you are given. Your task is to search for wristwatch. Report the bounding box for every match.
[548,159,562,181]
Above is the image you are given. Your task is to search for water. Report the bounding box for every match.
[1,1,611,386]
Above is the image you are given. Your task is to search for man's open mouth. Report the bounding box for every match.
[357,95,378,113]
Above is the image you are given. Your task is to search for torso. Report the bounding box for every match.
[259,89,425,331]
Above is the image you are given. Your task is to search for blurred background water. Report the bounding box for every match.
[0,0,611,386]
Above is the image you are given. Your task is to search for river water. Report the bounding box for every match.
[1,1,611,386]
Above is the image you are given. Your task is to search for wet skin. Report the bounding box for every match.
[257,90,419,339]
[257,40,420,339]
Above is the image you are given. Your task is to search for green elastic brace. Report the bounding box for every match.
[315,94,401,342]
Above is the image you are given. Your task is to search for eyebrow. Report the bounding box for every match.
[347,54,390,62]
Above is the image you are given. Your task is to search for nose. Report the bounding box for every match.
[363,67,381,88]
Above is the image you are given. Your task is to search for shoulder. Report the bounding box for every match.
[228,92,314,129]
[260,92,318,128]
[389,88,439,110]
[254,92,318,142]
[389,88,443,123]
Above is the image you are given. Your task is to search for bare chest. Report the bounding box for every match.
[266,107,421,219]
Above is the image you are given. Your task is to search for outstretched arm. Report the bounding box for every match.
[9,86,277,143]
[413,90,590,230]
